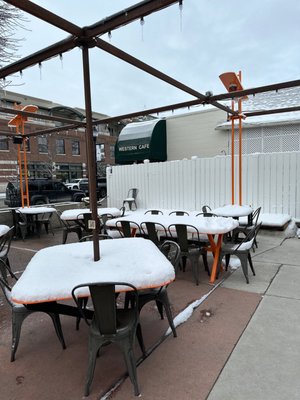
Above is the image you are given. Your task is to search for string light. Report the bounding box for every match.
[59,53,63,69]
[108,31,112,42]
[20,70,23,78]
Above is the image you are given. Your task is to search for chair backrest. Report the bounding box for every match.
[195,212,218,217]
[119,206,126,217]
[140,221,167,246]
[0,259,18,307]
[0,226,14,260]
[168,224,200,252]
[202,205,212,213]
[77,212,93,232]
[127,188,138,199]
[250,207,261,226]
[234,222,262,252]
[100,213,114,233]
[79,234,113,242]
[144,209,163,215]
[169,211,189,216]
[15,210,27,225]
[159,240,181,268]
[72,282,139,335]
[116,220,140,237]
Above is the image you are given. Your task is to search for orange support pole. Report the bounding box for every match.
[21,121,30,207]
[238,70,243,206]
[231,100,235,205]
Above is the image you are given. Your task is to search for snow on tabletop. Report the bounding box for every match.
[17,206,56,214]
[213,204,253,217]
[61,207,121,220]
[11,238,175,304]
[107,214,239,234]
[0,225,10,236]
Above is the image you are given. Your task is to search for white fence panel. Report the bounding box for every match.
[107,152,300,219]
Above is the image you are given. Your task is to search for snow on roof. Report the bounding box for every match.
[217,87,300,128]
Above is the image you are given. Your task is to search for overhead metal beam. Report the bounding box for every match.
[3,0,82,36]
[210,79,300,102]
[0,106,86,126]
[244,105,300,117]
[95,38,235,115]
[0,37,76,79]
[85,0,179,38]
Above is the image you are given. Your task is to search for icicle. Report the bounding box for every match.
[20,70,23,79]
[108,31,112,42]
[38,62,42,80]
[140,17,145,42]
[59,53,63,69]
[179,0,183,32]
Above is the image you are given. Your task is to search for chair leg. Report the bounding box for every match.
[136,323,146,356]
[76,297,88,330]
[225,254,231,271]
[62,229,68,244]
[85,336,102,397]
[156,300,164,319]
[238,254,249,284]
[11,309,28,362]
[47,313,66,349]
[248,253,256,276]
[119,338,140,396]
[159,291,177,338]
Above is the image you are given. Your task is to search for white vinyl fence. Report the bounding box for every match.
[107,151,300,219]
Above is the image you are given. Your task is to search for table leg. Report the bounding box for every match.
[208,234,223,284]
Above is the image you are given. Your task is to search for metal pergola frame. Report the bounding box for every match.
[1,0,300,260]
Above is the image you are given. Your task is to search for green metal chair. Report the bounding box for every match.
[217,223,262,283]
[144,209,163,215]
[168,224,208,285]
[0,259,66,362]
[125,241,180,338]
[140,221,168,247]
[57,210,83,244]
[72,281,145,397]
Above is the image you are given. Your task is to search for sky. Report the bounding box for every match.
[3,0,300,118]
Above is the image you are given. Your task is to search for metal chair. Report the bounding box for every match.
[72,282,145,397]
[57,210,83,243]
[202,205,212,214]
[144,209,163,215]
[0,259,66,362]
[217,223,262,283]
[125,241,180,338]
[168,224,208,285]
[14,210,36,240]
[0,226,14,267]
[123,188,138,211]
[99,213,114,234]
[169,210,189,216]
[35,210,55,237]
[233,206,262,250]
[140,221,168,247]
[116,220,141,238]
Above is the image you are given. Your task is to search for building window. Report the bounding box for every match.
[21,138,30,152]
[96,143,105,161]
[0,135,8,150]
[56,139,65,155]
[110,145,115,159]
[38,136,48,153]
[72,140,80,155]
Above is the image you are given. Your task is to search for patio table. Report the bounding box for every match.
[13,206,57,238]
[60,207,121,221]
[106,214,239,284]
[213,204,253,225]
[11,237,175,305]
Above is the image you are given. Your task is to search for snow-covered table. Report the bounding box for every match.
[106,214,239,284]
[17,206,57,215]
[60,207,121,221]
[213,204,253,225]
[11,238,175,305]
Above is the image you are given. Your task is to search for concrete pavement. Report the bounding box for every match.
[0,228,299,399]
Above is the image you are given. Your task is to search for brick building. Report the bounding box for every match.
[0,90,124,190]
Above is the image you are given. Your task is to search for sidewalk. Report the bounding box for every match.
[0,229,299,399]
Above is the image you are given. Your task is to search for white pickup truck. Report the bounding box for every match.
[65,178,88,190]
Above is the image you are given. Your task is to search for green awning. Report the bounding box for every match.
[115,119,167,164]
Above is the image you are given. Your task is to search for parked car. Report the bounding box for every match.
[65,178,88,190]
[4,178,86,207]
[79,176,107,199]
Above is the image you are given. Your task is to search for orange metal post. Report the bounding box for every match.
[231,100,235,205]
[21,121,30,207]
[237,70,243,206]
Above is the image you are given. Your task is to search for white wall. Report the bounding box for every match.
[166,108,228,159]
[107,151,300,219]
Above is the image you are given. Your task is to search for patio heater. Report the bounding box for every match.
[8,105,38,208]
[219,71,248,206]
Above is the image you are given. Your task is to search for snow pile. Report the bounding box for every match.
[284,218,297,239]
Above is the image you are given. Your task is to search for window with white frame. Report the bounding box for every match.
[56,138,65,155]
[38,136,48,153]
